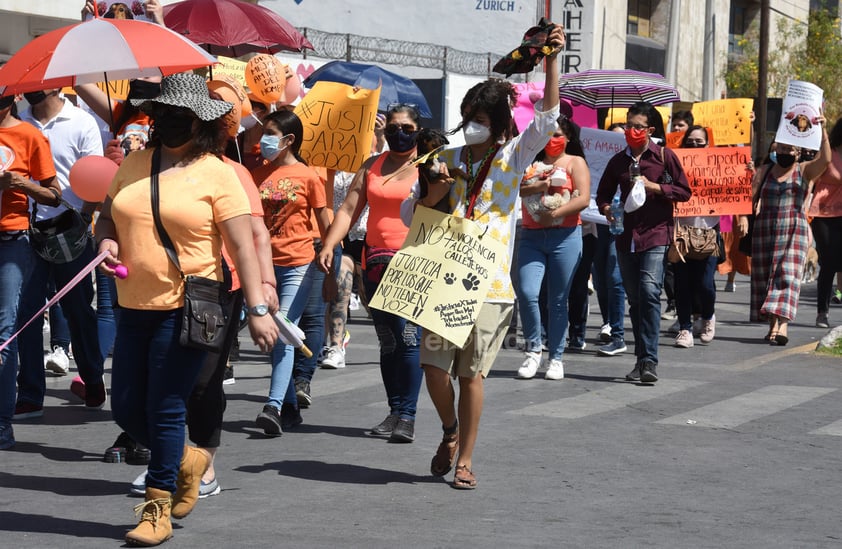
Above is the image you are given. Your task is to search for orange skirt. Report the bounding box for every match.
[717,231,751,275]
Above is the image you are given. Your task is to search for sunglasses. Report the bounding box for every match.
[384,123,418,135]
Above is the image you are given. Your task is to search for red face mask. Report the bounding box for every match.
[544,135,567,157]
[624,127,649,148]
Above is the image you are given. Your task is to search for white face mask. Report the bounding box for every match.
[463,121,491,146]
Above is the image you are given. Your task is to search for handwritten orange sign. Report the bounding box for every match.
[293,81,380,173]
[673,146,753,216]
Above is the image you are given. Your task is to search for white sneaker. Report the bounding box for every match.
[545,359,565,380]
[699,315,716,344]
[320,346,346,369]
[130,469,148,496]
[44,346,70,376]
[599,323,612,343]
[516,352,541,379]
[674,329,694,348]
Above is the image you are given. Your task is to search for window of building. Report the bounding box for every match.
[628,0,653,37]
[729,3,748,54]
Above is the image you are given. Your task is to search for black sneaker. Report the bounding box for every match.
[103,432,151,464]
[295,380,312,408]
[255,405,283,437]
[598,339,627,357]
[370,414,399,437]
[388,418,415,443]
[222,364,235,385]
[281,403,303,430]
[640,360,658,383]
[625,364,641,382]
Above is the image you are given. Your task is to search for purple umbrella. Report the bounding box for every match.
[558,69,680,109]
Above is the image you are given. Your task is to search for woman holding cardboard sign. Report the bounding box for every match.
[750,117,831,345]
[317,104,424,443]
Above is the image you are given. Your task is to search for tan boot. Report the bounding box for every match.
[125,487,172,546]
[171,445,211,519]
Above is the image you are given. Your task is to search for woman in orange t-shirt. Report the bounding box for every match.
[0,94,60,450]
[251,110,330,436]
[316,104,423,443]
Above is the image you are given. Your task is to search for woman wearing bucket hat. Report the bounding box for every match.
[94,72,279,546]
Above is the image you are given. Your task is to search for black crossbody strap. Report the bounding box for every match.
[150,147,185,280]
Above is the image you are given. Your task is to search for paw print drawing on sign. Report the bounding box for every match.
[462,273,480,291]
[444,273,456,285]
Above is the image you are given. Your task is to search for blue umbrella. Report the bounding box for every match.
[303,60,433,118]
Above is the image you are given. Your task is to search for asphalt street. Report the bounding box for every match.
[2,272,842,549]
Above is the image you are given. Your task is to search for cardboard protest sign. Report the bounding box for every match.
[672,146,753,216]
[775,80,823,150]
[691,98,753,145]
[63,80,130,101]
[578,127,627,224]
[369,206,507,348]
[294,81,379,173]
[214,56,248,88]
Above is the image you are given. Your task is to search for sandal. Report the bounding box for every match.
[452,464,477,490]
[773,334,789,346]
[430,431,459,477]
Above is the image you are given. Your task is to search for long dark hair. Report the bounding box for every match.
[454,78,517,143]
[263,110,307,164]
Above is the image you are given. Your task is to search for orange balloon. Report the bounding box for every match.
[245,54,286,104]
[69,155,119,203]
[212,73,252,118]
[279,64,301,105]
[208,80,243,138]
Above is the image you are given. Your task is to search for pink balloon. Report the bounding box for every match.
[114,265,128,279]
[69,155,119,203]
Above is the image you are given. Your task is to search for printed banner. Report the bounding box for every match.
[369,206,506,348]
[293,81,379,173]
[691,98,753,146]
[672,146,753,216]
[775,80,824,150]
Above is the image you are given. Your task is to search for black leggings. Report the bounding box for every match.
[186,289,244,449]
[811,217,842,314]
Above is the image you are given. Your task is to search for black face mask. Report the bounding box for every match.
[0,95,14,110]
[24,91,48,106]
[128,80,162,101]
[154,112,195,148]
[384,129,418,153]
[776,153,797,168]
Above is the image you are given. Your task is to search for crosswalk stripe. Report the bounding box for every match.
[508,379,705,419]
[809,419,842,436]
[656,385,836,428]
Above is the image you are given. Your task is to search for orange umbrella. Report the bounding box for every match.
[0,17,217,96]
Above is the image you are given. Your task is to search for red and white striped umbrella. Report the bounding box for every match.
[558,69,680,109]
[0,17,217,96]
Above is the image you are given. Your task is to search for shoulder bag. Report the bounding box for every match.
[664,148,719,263]
[28,190,91,264]
[149,148,230,353]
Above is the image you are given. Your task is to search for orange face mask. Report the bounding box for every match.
[624,127,649,148]
[544,135,566,156]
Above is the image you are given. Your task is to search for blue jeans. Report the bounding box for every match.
[674,254,717,330]
[17,241,104,406]
[96,268,119,358]
[268,263,313,408]
[47,282,71,351]
[110,308,206,493]
[0,237,32,426]
[363,273,422,420]
[568,232,596,343]
[617,245,668,365]
[293,259,328,385]
[515,226,582,360]
[592,224,626,342]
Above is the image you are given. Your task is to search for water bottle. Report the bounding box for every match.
[629,160,642,185]
[609,196,624,235]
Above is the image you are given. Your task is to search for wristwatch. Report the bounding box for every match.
[247,304,269,317]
